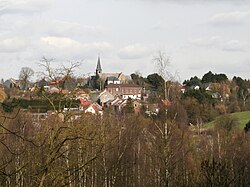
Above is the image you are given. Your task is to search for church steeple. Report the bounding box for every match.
[96,56,102,76]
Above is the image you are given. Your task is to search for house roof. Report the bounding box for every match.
[92,103,102,111]
[99,90,114,103]
[100,73,120,79]
[80,98,92,107]
[85,103,103,113]
[107,76,119,81]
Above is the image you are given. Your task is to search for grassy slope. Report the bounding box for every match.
[204,111,250,129]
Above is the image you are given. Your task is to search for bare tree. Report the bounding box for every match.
[38,57,56,81]
[241,89,249,108]
[38,57,81,115]
[153,51,172,100]
[19,67,34,90]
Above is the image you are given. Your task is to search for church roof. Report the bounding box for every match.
[107,76,119,81]
[96,56,102,71]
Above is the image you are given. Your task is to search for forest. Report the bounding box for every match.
[0,106,249,187]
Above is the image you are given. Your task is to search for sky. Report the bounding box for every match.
[0,0,250,82]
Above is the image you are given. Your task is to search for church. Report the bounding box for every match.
[94,56,143,100]
[94,56,131,89]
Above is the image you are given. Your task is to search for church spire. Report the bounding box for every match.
[96,55,102,76]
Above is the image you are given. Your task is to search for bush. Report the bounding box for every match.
[244,120,250,132]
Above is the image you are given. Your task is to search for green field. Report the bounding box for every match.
[204,111,250,129]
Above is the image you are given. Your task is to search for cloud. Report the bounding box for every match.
[189,36,221,47]
[222,40,249,52]
[209,11,250,25]
[118,43,151,59]
[37,20,106,38]
[189,36,249,52]
[41,37,82,48]
[0,0,53,16]
[40,36,113,59]
[0,37,28,53]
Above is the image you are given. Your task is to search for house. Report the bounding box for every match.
[84,103,103,115]
[112,99,128,112]
[98,90,115,106]
[4,78,19,89]
[108,97,122,107]
[105,84,143,100]
[79,98,92,110]
[75,90,90,100]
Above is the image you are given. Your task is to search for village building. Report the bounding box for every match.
[4,78,19,89]
[105,84,143,100]
[98,90,115,106]
[84,102,103,115]
[75,89,90,100]
[93,56,131,88]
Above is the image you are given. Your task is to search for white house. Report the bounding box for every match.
[84,103,103,115]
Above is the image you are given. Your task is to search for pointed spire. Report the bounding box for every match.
[96,55,102,76]
[96,56,101,70]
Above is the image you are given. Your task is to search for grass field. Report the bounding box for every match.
[204,111,250,130]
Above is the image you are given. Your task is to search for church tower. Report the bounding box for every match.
[96,56,102,76]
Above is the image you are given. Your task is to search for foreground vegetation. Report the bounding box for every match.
[1,59,249,186]
[0,108,250,187]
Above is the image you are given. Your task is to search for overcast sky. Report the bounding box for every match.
[0,0,250,81]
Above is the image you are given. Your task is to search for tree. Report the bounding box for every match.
[215,73,228,83]
[124,98,134,113]
[202,71,228,83]
[130,71,145,86]
[184,76,201,87]
[202,71,215,83]
[153,51,172,100]
[38,57,81,114]
[147,73,164,90]
[19,67,34,90]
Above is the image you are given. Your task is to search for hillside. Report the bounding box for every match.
[204,111,250,130]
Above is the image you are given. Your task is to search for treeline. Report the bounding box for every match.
[1,98,80,113]
[0,109,249,187]
[130,71,250,126]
